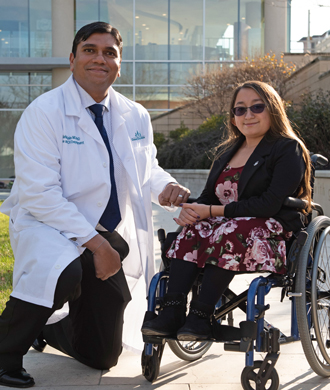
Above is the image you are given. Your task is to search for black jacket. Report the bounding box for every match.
[196,134,306,232]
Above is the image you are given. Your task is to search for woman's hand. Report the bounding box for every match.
[173,203,211,226]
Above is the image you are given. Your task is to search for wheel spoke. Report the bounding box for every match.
[296,217,330,377]
[246,370,257,382]
[311,226,330,365]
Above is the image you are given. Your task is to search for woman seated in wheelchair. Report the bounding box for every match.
[142,80,312,342]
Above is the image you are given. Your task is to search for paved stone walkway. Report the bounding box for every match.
[1,204,330,389]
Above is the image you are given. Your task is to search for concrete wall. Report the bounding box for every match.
[152,105,205,136]
[166,169,209,198]
[283,53,330,68]
[284,56,330,104]
[314,171,330,217]
[166,169,330,217]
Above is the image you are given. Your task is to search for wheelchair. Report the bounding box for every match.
[141,154,330,390]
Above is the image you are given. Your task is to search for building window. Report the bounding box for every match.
[0,72,51,178]
[74,0,264,115]
[75,0,134,60]
[0,0,52,58]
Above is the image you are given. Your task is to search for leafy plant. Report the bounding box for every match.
[153,132,167,149]
[287,90,330,167]
[157,115,226,169]
[169,121,191,140]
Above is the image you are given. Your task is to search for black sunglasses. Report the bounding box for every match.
[232,103,266,117]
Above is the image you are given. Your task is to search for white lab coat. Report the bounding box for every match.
[0,75,175,353]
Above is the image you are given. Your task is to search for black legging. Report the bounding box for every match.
[167,259,235,307]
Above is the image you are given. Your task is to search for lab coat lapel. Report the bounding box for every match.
[110,88,143,198]
[62,76,106,147]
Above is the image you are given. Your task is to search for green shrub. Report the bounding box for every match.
[287,91,330,168]
[169,121,191,140]
[157,115,227,169]
[198,115,227,133]
[153,132,167,149]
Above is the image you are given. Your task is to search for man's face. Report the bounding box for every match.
[69,33,121,101]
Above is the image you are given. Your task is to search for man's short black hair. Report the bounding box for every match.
[72,21,123,59]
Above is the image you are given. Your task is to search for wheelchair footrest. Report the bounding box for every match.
[142,334,166,345]
[260,327,281,353]
[224,340,253,353]
[222,320,257,352]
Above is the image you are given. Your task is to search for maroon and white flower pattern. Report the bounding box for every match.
[210,220,238,244]
[266,218,283,235]
[224,240,234,252]
[167,164,291,275]
[246,227,270,246]
[220,256,241,271]
[195,221,213,238]
[249,238,274,264]
[216,181,238,205]
[183,250,198,262]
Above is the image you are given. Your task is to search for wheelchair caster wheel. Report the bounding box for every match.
[241,360,279,390]
[141,345,164,383]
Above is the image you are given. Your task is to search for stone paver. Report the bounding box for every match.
[1,203,330,389]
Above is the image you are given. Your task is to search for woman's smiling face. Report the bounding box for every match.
[231,87,271,144]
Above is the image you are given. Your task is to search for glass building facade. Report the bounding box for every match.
[0,0,289,179]
[75,0,264,114]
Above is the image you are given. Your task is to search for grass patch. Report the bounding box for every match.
[0,201,13,314]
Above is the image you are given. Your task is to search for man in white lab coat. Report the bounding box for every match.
[0,22,190,388]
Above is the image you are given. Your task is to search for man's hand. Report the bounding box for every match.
[158,183,191,207]
[83,235,121,280]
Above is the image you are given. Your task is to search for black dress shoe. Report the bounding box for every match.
[31,333,46,353]
[0,368,35,388]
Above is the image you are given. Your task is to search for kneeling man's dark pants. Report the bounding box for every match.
[0,230,131,371]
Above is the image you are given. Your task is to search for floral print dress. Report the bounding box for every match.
[167,164,292,275]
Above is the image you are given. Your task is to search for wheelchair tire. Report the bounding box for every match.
[167,339,213,361]
[141,344,164,383]
[295,215,330,377]
[241,360,279,390]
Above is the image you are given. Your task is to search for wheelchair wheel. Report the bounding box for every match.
[167,339,213,361]
[141,344,164,383]
[241,361,279,390]
[295,216,330,377]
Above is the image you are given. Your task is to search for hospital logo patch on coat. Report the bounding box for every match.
[131,131,145,141]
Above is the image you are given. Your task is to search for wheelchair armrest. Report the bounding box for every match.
[311,153,328,168]
[283,197,307,210]
[311,202,324,216]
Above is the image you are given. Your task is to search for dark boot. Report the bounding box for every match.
[177,300,214,341]
[141,293,187,337]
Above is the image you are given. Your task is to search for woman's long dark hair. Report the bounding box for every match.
[216,80,312,212]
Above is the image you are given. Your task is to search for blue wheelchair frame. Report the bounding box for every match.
[142,154,328,389]
[144,271,300,362]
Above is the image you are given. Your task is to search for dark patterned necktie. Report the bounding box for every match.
[89,104,121,232]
